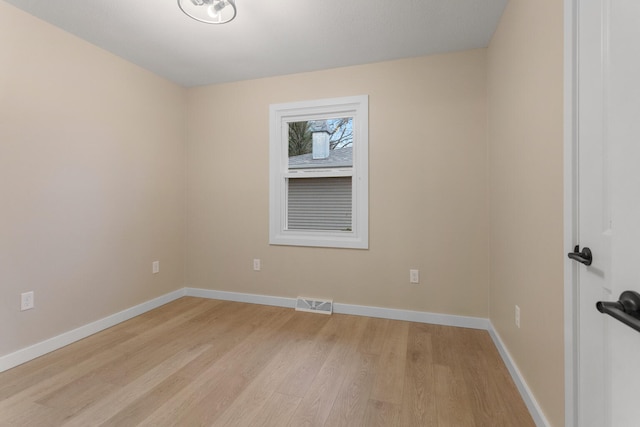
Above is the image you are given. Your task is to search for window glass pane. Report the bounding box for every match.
[288,118,353,169]
[287,177,352,231]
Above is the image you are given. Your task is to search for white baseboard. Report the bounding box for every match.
[333,302,489,330]
[0,286,549,427]
[0,288,186,373]
[185,287,488,329]
[185,288,297,308]
[488,322,551,427]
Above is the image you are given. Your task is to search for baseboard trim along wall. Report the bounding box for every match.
[0,288,186,373]
[184,287,490,329]
[489,323,551,427]
[185,288,297,309]
[0,287,548,426]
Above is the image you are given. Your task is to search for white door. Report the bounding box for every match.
[606,1,640,426]
[574,1,640,426]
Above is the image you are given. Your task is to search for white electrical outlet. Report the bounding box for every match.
[253,259,261,271]
[21,291,34,311]
[409,269,419,284]
[152,261,160,274]
[515,305,521,328]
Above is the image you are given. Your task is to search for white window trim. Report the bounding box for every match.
[269,95,369,249]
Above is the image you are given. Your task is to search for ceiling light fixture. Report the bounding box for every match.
[178,0,237,24]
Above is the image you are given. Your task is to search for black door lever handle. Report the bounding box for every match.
[596,291,640,334]
[568,245,593,266]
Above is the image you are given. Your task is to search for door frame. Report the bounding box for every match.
[563,0,578,426]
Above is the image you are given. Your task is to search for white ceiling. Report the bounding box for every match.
[4,0,507,88]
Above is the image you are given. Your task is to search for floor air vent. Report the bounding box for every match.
[295,297,333,315]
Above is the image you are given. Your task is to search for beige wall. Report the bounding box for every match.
[0,2,186,356]
[487,0,564,426]
[186,50,489,317]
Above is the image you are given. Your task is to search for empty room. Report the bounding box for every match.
[1,0,574,426]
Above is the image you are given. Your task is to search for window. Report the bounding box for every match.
[269,95,368,249]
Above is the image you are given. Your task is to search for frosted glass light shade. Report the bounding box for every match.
[178,0,237,24]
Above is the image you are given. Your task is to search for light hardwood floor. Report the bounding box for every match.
[0,297,534,426]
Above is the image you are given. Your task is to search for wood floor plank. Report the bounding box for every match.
[0,296,213,412]
[462,330,535,426]
[1,296,206,396]
[60,344,211,426]
[105,297,214,337]
[173,302,283,380]
[434,363,477,427]
[275,313,337,398]
[363,399,401,427]
[357,317,389,356]
[1,401,68,426]
[99,374,193,427]
[211,312,332,427]
[369,319,409,405]
[35,374,118,418]
[210,355,292,427]
[286,315,369,427]
[400,323,438,426]
[252,392,301,427]
[323,351,378,427]
[0,328,137,402]
[99,303,280,426]
[137,308,296,426]
[0,298,536,427]
[0,346,126,417]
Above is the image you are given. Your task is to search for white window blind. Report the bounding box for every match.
[287,177,352,231]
